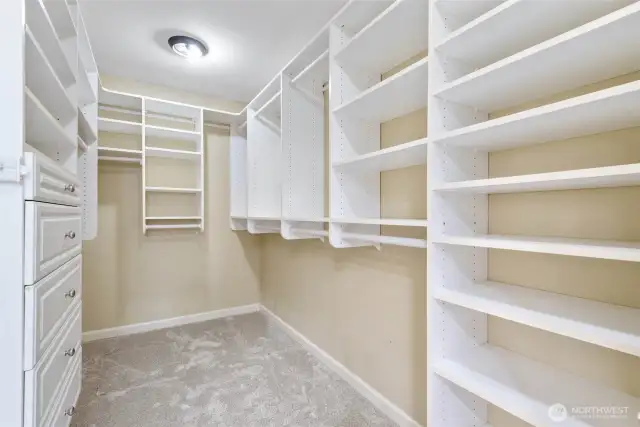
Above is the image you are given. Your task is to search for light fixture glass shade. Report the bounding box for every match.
[168,35,208,59]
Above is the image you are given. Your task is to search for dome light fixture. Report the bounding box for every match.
[168,35,208,59]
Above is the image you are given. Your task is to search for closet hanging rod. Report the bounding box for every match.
[99,105,196,125]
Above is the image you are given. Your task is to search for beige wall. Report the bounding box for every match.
[82,76,261,332]
[261,59,428,425]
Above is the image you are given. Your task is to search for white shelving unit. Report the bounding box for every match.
[329,0,429,249]
[428,1,640,426]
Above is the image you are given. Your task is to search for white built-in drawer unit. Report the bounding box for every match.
[24,304,81,427]
[24,255,82,370]
[24,202,82,286]
[48,352,82,427]
[23,152,81,207]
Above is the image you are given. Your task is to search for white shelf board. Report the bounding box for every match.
[146,224,201,230]
[98,117,142,135]
[333,0,394,37]
[98,147,142,157]
[145,125,200,142]
[98,156,141,164]
[435,281,640,357]
[25,28,75,123]
[231,215,248,219]
[145,216,202,221]
[435,0,505,30]
[145,186,202,194]
[145,97,201,121]
[42,0,77,40]
[333,57,428,122]
[435,80,640,151]
[342,232,427,249]
[436,0,631,70]
[292,228,329,238]
[433,234,640,263]
[99,88,143,110]
[283,217,329,223]
[335,0,429,74]
[435,345,640,427]
[77,136,88,153]
[247,216,281,221]
[25,0,75,86]
[145,146,200,161]
[78,107,97,144]
[333,137,428,172]
[78,65,97,106]
[291,50,329,88]
[435,163,640,194]
[255,91,281,119]
[25,88,75,153]
[334,218,427,227]
[436,2,640,112]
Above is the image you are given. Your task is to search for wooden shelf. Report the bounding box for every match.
[334,218,427,227]
[77,136,88,153]
[146,224,201,230]
[145,216,202,221]
[145,98,201,121]
[435,281,640,357]
[42,0,77,40]
[98,147,142,157]
[255,92,281,119]
[434,163,640,194]
[334,57,428,122]
[335,0,429,74]
[78,65,97,106]
[291,50,329,88]
[283,217,329,223]
[98,117,142,135]
[433,234,640,263]
[25,28,75,124]
[78,107,97,144]
[434,345,640,427]
[342,232,427,249]
[333,137,428,172]
[436,1,629,70]
[145,186,201,194]
[436,3,640,112]
[434,0,505,31]
[25,0,75,87]
[434,80,640,151]
[145,125,200,142]
[25,88,75,154]
[145,146,200,161]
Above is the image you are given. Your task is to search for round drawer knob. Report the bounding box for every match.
[65,406,76,417]
[65,231,76,239]
[65,347,76,357]
[64,184,76,193]
[65,289,77,299]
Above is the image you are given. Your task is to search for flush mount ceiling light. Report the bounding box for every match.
[168,35,208,59]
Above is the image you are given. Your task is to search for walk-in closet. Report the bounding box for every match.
[2,0,640,426]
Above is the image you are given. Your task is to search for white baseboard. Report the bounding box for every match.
[82,304,261,343]
[260,305,423,427]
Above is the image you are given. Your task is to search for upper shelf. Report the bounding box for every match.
[436,0,631,70]
[291,50,329,89]
[433,234,640,263]
[100,88,143,111]
[145,146,200,161]
[435,344,640,427]
[98,117,141,135]
[25,88,76,155]
[434,163,640,194]
[42,0,76,41]
[333,56,428,122]
[145,98,201,121]
[334,218,427,227]
[333,137,428,173]
[78,107,97,144]
[435,280,640,358]
[145,125,200,142]
[434,0,505,32]
[436,3,640,112]
[434,80,640,151]
[25,27,76,124]
[25,0,75,87]
[335,0,429,75]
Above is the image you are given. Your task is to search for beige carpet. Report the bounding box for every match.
[74,312,398,427]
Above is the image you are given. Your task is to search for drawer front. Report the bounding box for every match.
[24,304,81,427]
[24,202,82,286]
[24,152,81,207]
[24,255,82,370]
[50,351,82,427]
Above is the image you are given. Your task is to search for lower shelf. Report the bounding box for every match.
[435,345,640,427]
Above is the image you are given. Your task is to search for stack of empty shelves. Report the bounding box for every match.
[428,1,640,426]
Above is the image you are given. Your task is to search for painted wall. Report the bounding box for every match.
[82,76,261,332]
[261,60,428,425]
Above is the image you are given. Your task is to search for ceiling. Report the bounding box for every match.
[81,0,346,104]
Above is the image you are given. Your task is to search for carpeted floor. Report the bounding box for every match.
[73,312,398,427]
